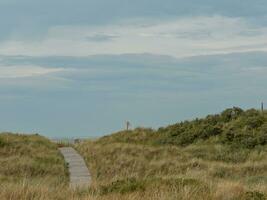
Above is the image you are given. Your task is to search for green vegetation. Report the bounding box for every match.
[0,133,69,199]
[0,133,68,184]
[99,107,267,149]
[76,141,267,199]
[75,108,267,199]
[1,108,267,199]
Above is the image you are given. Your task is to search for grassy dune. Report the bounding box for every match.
[1,108,267,199]
[74,108,267,199]
[0,133,69,199]
[75,141,267,200]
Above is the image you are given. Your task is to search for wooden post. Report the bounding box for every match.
[261,102,264,113]
[126,121,131,131]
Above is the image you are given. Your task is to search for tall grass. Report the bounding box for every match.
[0,133,70,200]
[1,107,267,199]
[1,136,266,199]
[75,140,267,200]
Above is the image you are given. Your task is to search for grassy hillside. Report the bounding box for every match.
[0,133,69,199]
[75,108,267,199]
[1,108,266,199]
[99,108,267,149]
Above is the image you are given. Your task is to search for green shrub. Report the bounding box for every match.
[98,107,267,149]
[0,138,6,147]
[100,178,145,195]
[243,191,266,200]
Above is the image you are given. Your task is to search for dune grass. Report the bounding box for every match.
[75,140,267,200]
[1,108,266,199]
[1,138,266,199]
[71,108,267,199]
[0,133,70,200]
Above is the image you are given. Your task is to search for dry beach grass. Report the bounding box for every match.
[1,108,267,199]
[75,140,267,200]
[0,134,266,200]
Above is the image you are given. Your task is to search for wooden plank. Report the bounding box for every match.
[59,147,91,188]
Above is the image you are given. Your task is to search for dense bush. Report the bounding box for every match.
[100,107,267,149]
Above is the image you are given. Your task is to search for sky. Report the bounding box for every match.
[0,0,267,138]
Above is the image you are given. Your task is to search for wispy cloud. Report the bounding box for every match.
[86,34,119,42]
[0,51,266,93]
[0,65,65,78]
[0,16,266,58]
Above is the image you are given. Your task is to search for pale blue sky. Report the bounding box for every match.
[0,0,266,138]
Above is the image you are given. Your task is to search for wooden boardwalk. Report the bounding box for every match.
[59,147,91,188]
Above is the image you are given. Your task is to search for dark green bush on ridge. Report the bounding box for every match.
[99,107,267,149]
